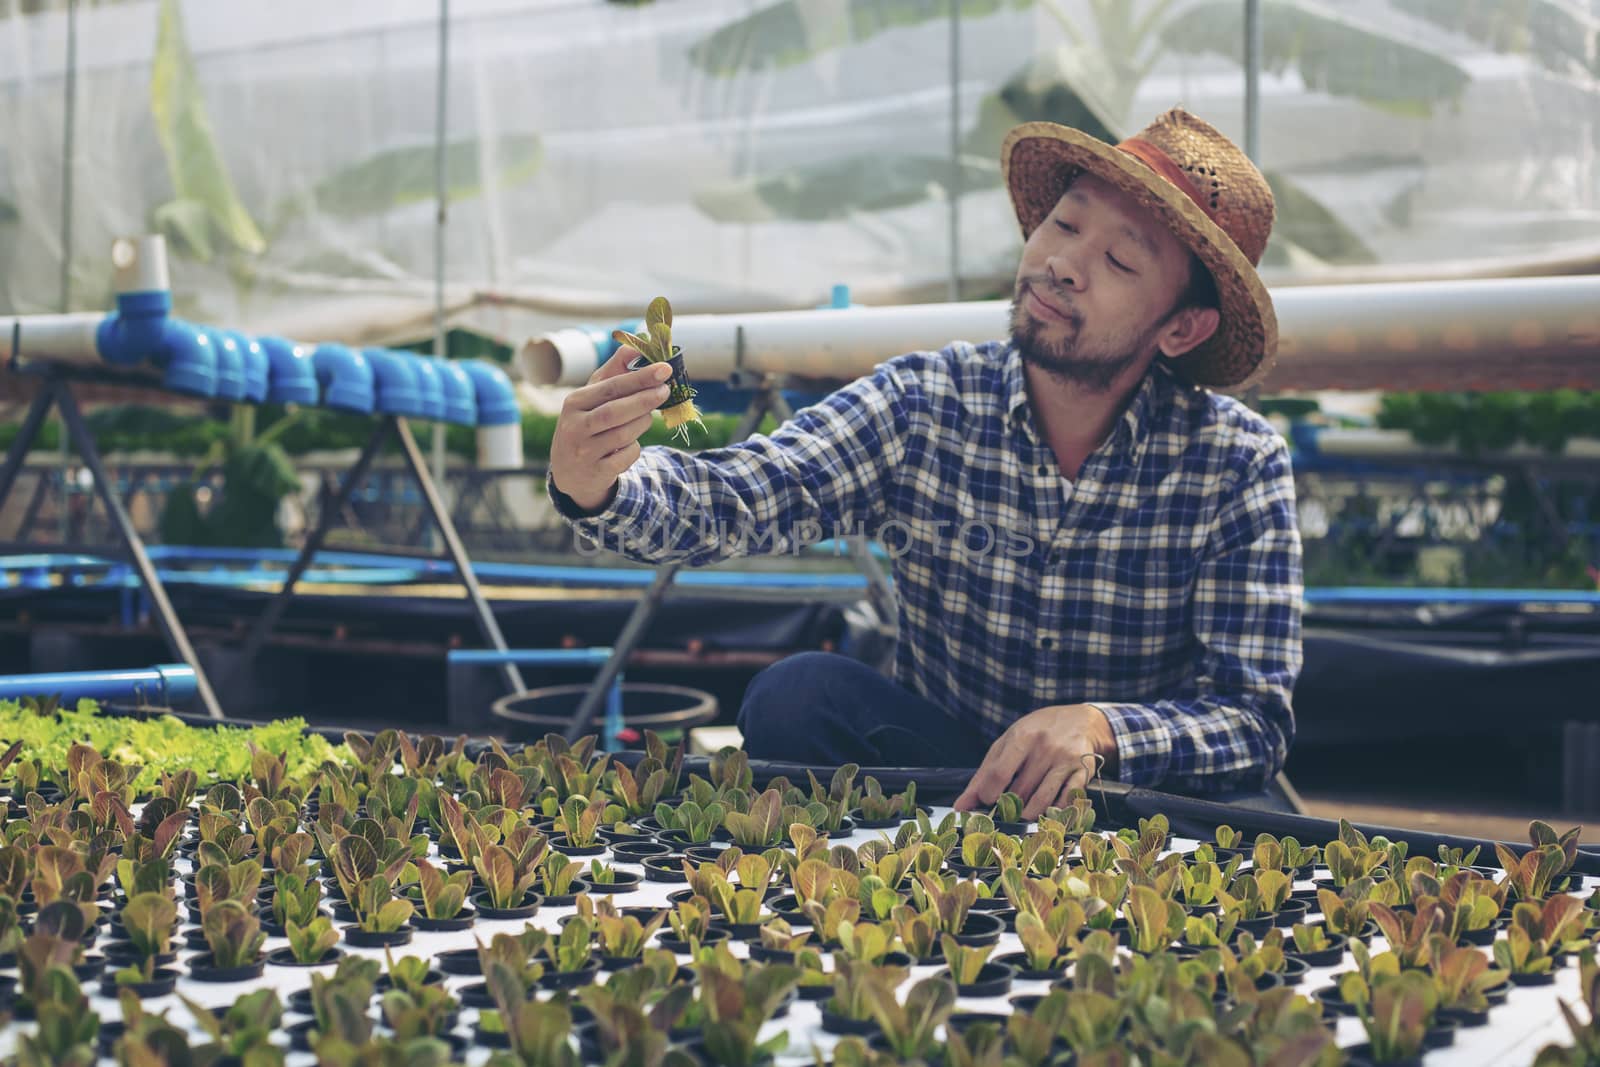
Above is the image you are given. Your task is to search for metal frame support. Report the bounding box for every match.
[226,415,525,698]
[0,374,225,719]
[560,372,899,743]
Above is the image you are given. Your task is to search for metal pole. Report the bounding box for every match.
[1243,0,1261,162]
[58,0,79,541]
[56,383,225,720]
[391,415,525,695]
[430,0,450,510]
[0,385,59,511]
[947,0,961,303]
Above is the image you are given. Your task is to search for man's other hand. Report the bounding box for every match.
[953,704,1118,821]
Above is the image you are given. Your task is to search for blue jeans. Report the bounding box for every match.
[735,651,1291,811]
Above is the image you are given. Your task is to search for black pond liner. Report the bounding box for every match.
[820,1005,880,1036]
[266,946,344,968]
[947,911,1005,947]
[611,840,673,863]
[1285,935,1349,967]
[99,967,180,997]
[436,947,484,976]
[342,925,414,947]
[550,836,608,858]
[643,857,689,884]
[938,962,1015,998]
[993,951,1068,982]
[188,953,267,982]
[656,927,731,955]
[470,891,543,920]
[412,906,478,932]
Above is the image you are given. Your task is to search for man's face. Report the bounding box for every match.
[1010,171,1196,391]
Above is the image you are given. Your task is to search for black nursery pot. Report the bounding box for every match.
[550,836,608,858]
[948,910,1005,947]
[1285,935,1348,967]
[536,958,602,990]
[820,1005,880,1036]
[627,350,692,409]
[285,1019,320,1053]
[102,940,178,967]
[941,962,1015,998]
[611,840,673,863]
[656,926,731,955]
[342,925,414,947]
[436,947,484,976]
[1509,969,1557,987]
[947,1011,1014,1037]
[643,856,689,884]
[412,905,478,932]
[994,951,1067,981]
[583,870,644,895]
[470,890,543,920]
[1271,899,1310,928]
[1343,1045,1421,1067]
[188,953,267,982]
[848,809,906,830]
[99,967,180,998]
[266,946,343,968]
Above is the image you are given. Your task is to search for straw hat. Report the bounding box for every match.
[1001,108,1278,390]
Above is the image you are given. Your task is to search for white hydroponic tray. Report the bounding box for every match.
[6,810,1592,1066]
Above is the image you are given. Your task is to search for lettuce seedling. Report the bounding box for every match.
[1040,791,1097,836]
[1371,901,1444,969]
[724,788,786,850]
[758,918,812,956]
[201,899,266,968]
[1437,871,1507,942]
[413,858,471,921]
[286,916,340,965]
[913,874,977,936]
[612,297,703,444]
[834,919,898,965]
[273,869,323,929]
[806,764,859,833]
[1318,883,1375,941]
[380,984,457,1042]
[1498,841,1573,902]
[828,957,907,1022]
[1290,923,1333,954]
[353,876,415,934]
[991,792,1025,826]
[596,910,667,961]
[1015,900,1089,972]
[536,852,583,900]
[803,897,863,946]
[1324,839,1387,888]
[121,892,177,961]
[856,777,917,822]
[556,795,604,849]
[667,896,714,946]
[1124,885,1186,955]
[309,959,382,1046]
[1181,910,1239,949]
[1342,970,1437,1063]
[1533,948,1600,1067]
[1425,935,1508,1014]
[890,905,940,961]
[698,964,801,1067]
[867,975,957,1062]
[477,830,548,910]
[654,799,726,845]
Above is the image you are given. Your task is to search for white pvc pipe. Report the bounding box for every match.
[519,275,1600,393]
[111,235,169,293]
[476,422,524,471]
[0,312,105,368]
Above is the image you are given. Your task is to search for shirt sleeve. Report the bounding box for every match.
[1089,432,1303,794]
[545,357,920,567]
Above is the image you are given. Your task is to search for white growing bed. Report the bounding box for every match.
[8,811,1593,1065]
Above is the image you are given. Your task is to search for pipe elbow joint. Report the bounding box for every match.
[149,318,219,397]
[259,336,320,405]
[95,290,173,367]
[312,343,376,414]
[364,348,427,418]
[432,358,478,425]
[461,360,520,426]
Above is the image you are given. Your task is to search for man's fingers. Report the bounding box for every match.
[571,359,671,412]
[1022,765,1070,822]
[585,385,669,438]
[1007,746,1055,804]
[956,737,1024,811]
[589,412,656,458]
[589,344,645,384]
[596,440,641,477]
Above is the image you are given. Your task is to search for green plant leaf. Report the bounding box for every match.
[294,134,543,220]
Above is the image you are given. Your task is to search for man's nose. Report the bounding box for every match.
[1045,252,1086,292]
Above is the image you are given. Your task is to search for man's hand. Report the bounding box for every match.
[548,345,675,513]
[953,704,1118,821]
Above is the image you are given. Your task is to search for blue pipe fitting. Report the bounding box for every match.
[461,360,520,426]
[409,354,447,421]
[228,331,270,403]
[432,358,477,425]
[153,319,218,398]
[0,664,197,706]
[96,290,172,366]
[212,330,247,401]
[312,343,376,414]
[364,348,428,419]
[259,336,319,405]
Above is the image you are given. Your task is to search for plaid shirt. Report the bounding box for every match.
[549,340,1303,794]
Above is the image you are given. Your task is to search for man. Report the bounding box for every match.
[545,108,1303,819]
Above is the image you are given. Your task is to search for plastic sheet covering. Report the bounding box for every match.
[3,0,1600,347]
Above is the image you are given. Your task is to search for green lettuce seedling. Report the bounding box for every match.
[612,297,703,445]
[286,916,340,965]
[201,899,265,968]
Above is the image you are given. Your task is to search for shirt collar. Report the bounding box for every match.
[1003,342,1166,466]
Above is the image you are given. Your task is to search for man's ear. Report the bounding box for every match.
[1157,306,1221,360]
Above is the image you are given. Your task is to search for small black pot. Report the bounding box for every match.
[72,954,107,980]
[1439,1005,1491,1028]
[541,882,591,908]
[947,1011,1014,1037]
[643,856,689,883]
[993,951,1067,981]
[656,927,730,955]
[581,871,644,895]
[342,925,413,947]
[550,836,608,857]
[1271,899,1310,928]
[945,861,1002,881]
[102,941,178,967]
[458,982,495,1009]
[266,946,344,968]
[99,967,180,998]
[848,809,905,830]
[470,890,542,920]
[683,844,735,866]
[412,906,477,932]
[627,350,694,412]
[611,840,673,863]
[1278,957,1310,987]
[939,962,1014,998]
[1285,935,1348,967]
[284,1019,319,1052]
[436,947,483,976]
[538,958,602,990]
[261,909,332,938]
[1509,969,1556,987]
[746,943,803,965]
[1460,924,1499,947]
[1232,913,1276,938]
[767,895,811,926]
[473,1019,512,1048]
[825,817,857,839]
[188,953,267,983]
[1342,1045,1421,1067]
[820,1005,880,1036]
[947,911,1005,947]
[1311,985,1357,1017]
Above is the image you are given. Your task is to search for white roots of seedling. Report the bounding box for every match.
[661,396,704,446]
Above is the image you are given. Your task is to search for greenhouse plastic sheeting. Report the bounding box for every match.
[5,0,1600,342]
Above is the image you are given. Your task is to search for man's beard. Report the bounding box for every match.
[1009,279,1155,393]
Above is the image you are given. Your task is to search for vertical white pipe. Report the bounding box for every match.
[58,0,80,543]
[431,0,450,501]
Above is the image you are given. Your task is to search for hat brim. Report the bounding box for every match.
[1001,122,1277,392]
